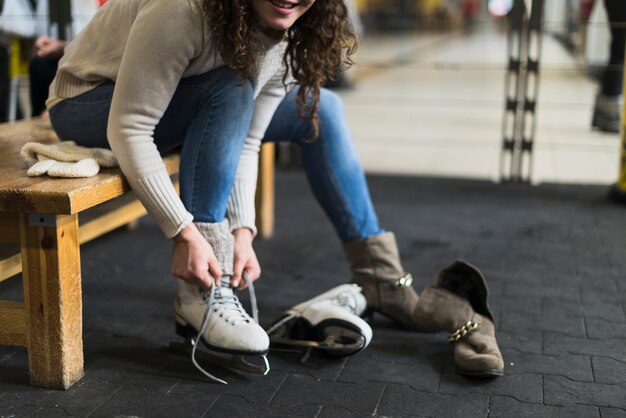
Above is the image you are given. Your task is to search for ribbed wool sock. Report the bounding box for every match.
[194,219,234,276]
[176,219,235,303]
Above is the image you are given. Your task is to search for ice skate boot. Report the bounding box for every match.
[170,221,270,384]
[266,284,372,360]
[172,275,270,383]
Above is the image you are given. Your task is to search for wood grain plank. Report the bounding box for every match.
[0,119,180,214]
[20,213,84,389]
[255,143,275,239]
[0,248,21,282]
[0,300,26,346]
[0,180,177,282]
[78,199,147,244]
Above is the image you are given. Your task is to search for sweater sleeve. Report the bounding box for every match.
[107,0,202,238]
[226,69,289,235]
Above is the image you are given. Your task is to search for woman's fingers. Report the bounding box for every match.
[236,255,261,290]
[195,270,213,291]
[171,224,222,290]
[232,228,260,289]
[247,257,261,281]
[207,256,222,283]
[193,257,222,291]
[232,254,248,288]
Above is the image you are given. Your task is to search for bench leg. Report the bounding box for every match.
[255,142,275,239]
[19,214,84,389]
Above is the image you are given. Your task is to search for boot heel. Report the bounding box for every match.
[175,321,198,339]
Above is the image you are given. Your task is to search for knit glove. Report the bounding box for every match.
[21,141,118,178]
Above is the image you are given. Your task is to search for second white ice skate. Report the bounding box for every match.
[266,284,373,360]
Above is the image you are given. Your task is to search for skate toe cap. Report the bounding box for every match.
[210,321,269,354]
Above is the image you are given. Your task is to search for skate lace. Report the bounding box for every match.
[211,280,255,326]
[191,272,265,384]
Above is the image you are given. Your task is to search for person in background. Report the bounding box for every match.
[592,0,626,133]
[0,34,10,122]
[29,0,107,117]
[461,0,480,30]
[29,35,66,116]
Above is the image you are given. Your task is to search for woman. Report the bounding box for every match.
[47,0,502,380]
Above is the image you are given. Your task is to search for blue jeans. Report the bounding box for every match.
[49,67,382,241]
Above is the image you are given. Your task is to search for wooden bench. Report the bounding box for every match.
[0,118,275,389]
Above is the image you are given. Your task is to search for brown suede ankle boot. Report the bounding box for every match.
[413,261,504,377]
[342,232,422,330]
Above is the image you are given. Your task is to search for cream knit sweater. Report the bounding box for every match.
[48,0,290,238]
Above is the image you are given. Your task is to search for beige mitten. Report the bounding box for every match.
[47,159,101,177]
[26,159,58,176]
[21,141,117,168]
[55,141,117,167]
[21,140,117,178]
[26,157,100,178]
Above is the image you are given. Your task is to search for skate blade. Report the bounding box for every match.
[269,325,366,357]
[169,339,270,376]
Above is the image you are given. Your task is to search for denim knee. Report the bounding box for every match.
[225,73,254,114]
[318,88,344,123]
[184,66,254,111]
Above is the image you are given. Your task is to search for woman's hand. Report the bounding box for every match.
[34,36,67,58]
[232,228,261,289]
[171,224,222,290]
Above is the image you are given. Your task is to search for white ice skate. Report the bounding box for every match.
[171,273,270,384]
[266,284,372,360]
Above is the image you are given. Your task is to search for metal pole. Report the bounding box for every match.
[500,0,526,182]
[517,0,544,181]
[500,0,543,183]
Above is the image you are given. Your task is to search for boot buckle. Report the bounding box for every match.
[395,274,413,287]
[448,320,479,343]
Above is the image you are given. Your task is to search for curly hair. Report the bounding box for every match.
[203,0,357,139]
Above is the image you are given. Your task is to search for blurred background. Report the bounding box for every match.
[1,4,625,415]
[0,0,621,186]
[339,0,622,187]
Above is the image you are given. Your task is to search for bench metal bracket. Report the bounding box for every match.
[28,214,57,228]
